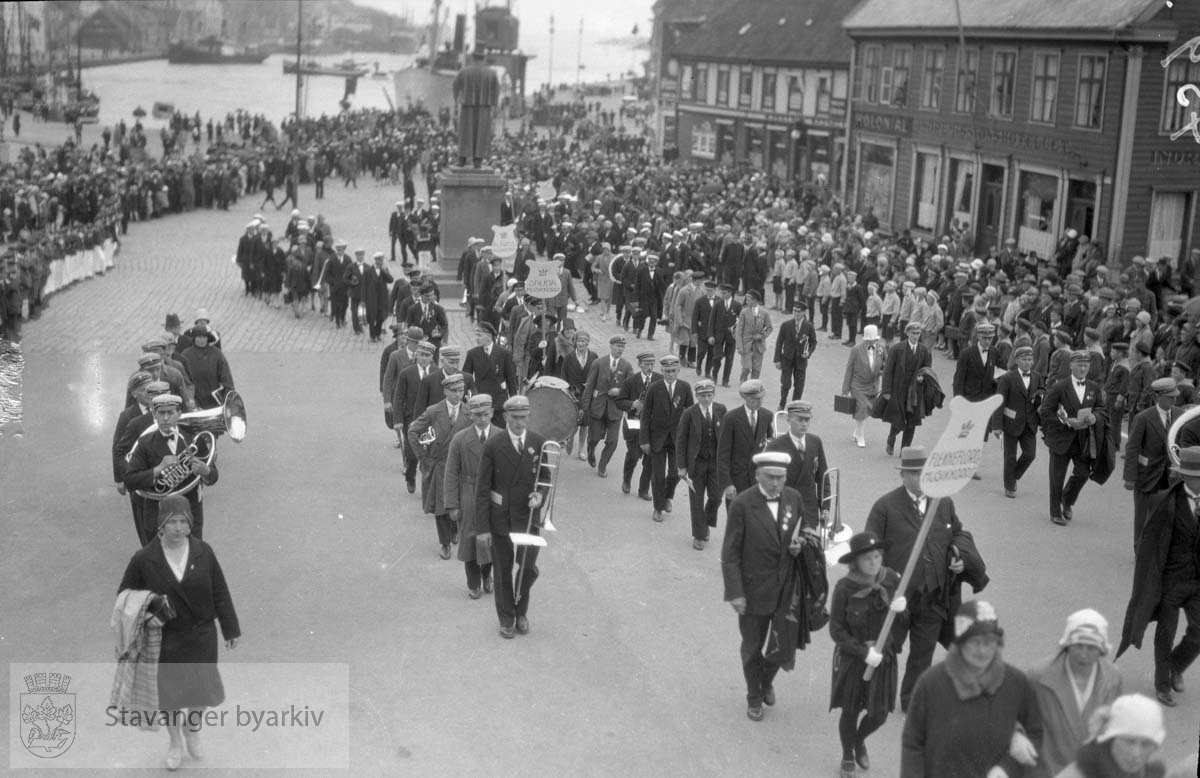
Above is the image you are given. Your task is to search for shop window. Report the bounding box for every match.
[738,69,754,109]
[945,158,975,234]
[717,124,735,164]
[1017,170,1058,258]
[1066,179,1096,238]
[748,126,765,169]
[912,152,940,231]
[1149,192,1190,264]
[716,68,730,106]
[954,48,978,114]
[1163,58,1200,134]
[691,120,716,159]
[1075,55,1106,129]
[990,50,1016,119]
[762,71,777,111]
[892,47,911,107]
[863,45,881,103]
[788,75,804,112]
[921,47,944,110]
[857,143,895,226]
[1030,52,1059,124]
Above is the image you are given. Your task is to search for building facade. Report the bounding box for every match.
[648,0,723,158]
[668,0,858,185]
[843,0,1200,266]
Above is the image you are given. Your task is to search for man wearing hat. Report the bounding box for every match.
[409,373,473,560]
[392,341,436,492]
[677,378,726,549]
[711,283,742,386]
[144,335,194,406]
[415,345,477,417]
[132,351,193,411]
[765,400,829,525]
[1027,609,1123,775]
[1125,378,1181,552]
[388,201,407,264]
[718,379,774,506]
[405,283,449,356]
[736,289,773,382]
[1038,349,1108,525]
[639,354,693,521]
[864,446,987,711]
[995,345,1044,498]
[843,324,885,448]
[383,326,426,440]
[363,251,394,342]
[463,322,520,426]
[476,395,551,639]
[616,351,662,497]
[179,326,234,410]
[124,393,219,544]
[692,279,721,378]
[343,249,368,335]
[445,393,501,598]
[113,371,156,496]
[327,239,352,328]
[581,335,633,475]
[880,321,933,456]
[1119,445,1200,707]
[774,305,817,409]
[721,451,818,721]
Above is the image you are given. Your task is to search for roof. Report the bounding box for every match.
[654,0,725,24]
[843,0,1164,35]
[671,0,861,66]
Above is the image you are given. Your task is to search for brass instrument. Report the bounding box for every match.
[177,389,248,443]
[821,468,855,568]
[135,428,217,501]
[513,441,563,605]
[1168,404,1200,465]
[773,410,789,438]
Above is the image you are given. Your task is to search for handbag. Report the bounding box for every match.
[475,533,493,565]
[833,394,857,416]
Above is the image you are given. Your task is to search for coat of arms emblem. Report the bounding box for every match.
[20,672,75,757]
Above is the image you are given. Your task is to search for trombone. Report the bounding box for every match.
[512,441,563,604]
[821,467,854,567]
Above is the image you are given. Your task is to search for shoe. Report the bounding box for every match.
[854,742,869,770]
[166,744,183,771]
[406,480,416,494]
[692,538,705,550]
[885,442,895,456]
[621,479,631,494]
[652,510,663,522]
[499,624,515,639]
[1063,506,1073,521]
[469,588,483,599]
[515,616,530,635]
[971,473,981,481]
[762,687,775,706]
[1051,515,1068,526]
[665,499,673,513]
[1171,669,1185,693]
[1157,688,1177,707]
[746,704,764,722]
[588,450,596,467]
[598,464,608,478]
[722,381,730,388]
[577,451,587,461]
[1005,489,1016,498]
[483,574,493,593]
[840,759,857,778]
[565,438,574,455]
[638,492,652,501]
[439,544,451,559]
[184,731,204,760]
[393,440,403,449]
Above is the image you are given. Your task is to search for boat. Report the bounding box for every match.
[168,37,269,65]
[282,58,370,77]
[152,102,175,120]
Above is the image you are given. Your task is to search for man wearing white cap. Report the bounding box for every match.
[721,451,818,721]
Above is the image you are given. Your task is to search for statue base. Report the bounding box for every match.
[438,167,505,261]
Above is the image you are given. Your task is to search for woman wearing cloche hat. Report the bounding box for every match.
[1053,694,1167,778]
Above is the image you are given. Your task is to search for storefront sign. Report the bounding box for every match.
[912,119,1070,154]
[1151,148,1200,165]
[854,111,911,136]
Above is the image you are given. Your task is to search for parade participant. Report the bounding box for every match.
[673,271,702,368]
[639,354,692,522]
[581,335,632,476]
[718,379,774,507]
[842,324,884,448]
[388,201,406,263]
[1026,609,1123,778]
[879,322,933,456]
[954,322,998,403]
[712,283,742,387]
[393,341,435,493]
[721,451,818,721]
[692,279,721,378]
[462,322,519,426]
[765,400,828,525]
[113,372,157,536]
[409,373,473,560]
[1039,351,1108,526]
[362,251,394,342]
[632,253,665,340]
[677,378,725,549]
[414,345,474,417]
[1119,445,1200,707]
[1124,379,1180,552]
[124,394,219,543]
[178,326,234,410]
[380,322,405,405]
[616,351,661,498]
[133,352,193,411]
[1104,342,1131,451]
[1053,694,1166,778]
[901,601,1042,778]
[829,532,908,778]
[996,345,1044,498]
[774,304,817,409]
[864,446,988,712]
[736,289,773,382]
[143,336,195,410]
[558,329,597,460]
[383,326,425,449]
[475,395,550,638]
[117,495,240,771]
[344,248,366,335]
[445,393,500,599]
[406,283,448,357]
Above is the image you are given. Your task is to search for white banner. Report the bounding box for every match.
[919,394,1003,498]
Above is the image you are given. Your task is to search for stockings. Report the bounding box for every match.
[838,708,887,760]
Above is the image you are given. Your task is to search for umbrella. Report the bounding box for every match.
[132,106,146,118]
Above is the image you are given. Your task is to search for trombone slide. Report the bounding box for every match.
[510,532,548,548]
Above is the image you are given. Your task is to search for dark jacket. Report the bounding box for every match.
[953,343,998,400]
[765,433,828,524]
[774,318,816,364]
[638,378,693,452]
[995,368,1043,437]
[676,401,726,473]
[462,345,519,406]
[721,485,811,614]
[1123,405,1176,491]
[475,428,549,536]
[1038,377,1107,456]
[717,405,774,493]
[880,340,932,427]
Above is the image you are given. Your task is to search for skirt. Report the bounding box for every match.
[158,621,226,710]
[852,389,878,421]
[829,646,897,718]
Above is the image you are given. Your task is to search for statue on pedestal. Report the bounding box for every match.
[452,52,501,169]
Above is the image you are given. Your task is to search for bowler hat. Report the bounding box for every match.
[837,531,892,565]
[1172,446,1200,477]
[896,446,927,471]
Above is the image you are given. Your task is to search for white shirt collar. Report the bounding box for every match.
[790,433,805,449]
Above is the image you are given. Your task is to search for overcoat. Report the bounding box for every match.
[445,423,503,563]
[409,400,473,515]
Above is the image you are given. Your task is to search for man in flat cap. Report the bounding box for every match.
[1038,350,1109,525]
[445,393,501,598]
[393,341,436,493]
[406,283,449,357]
[344,249,367,335]
[415,345,475,417]
[774,304,817,409]
[388,201,407,264]
[639,354,693,521]
[328,239,352,328]
[995,345,1044,499]
[582,335,633,476]
[718,379,774,507]
[736,289,773,383]
[409,373,473,560]
[616,351,661,497]
[678,378,726,549]
[880,321,933,456]
[765,400,829,526]
[1125,378,1180,552]
[363,251,394,342]
[463,322,520,425]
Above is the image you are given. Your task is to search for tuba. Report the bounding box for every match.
[178,389,248,443]
[135,390,247,501]
[1167,403,1200,465]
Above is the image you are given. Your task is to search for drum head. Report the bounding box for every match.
[526,380,578,442]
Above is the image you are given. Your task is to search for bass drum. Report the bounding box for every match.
[526,376,579,442]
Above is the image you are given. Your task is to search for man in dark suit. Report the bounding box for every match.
[581,335,633,475]
[383,326,424,448]
[639,354,692,521]
[718,379,774,507]
[773,305,817,409]
[327,239,352,328]
[880,321,933,455]
[864,446,986,712]
[409,373,474,560]
[1125,378,1180,552]
[633,254,666,340]
[113,373,157,543]
[1038,350,1108,525]
[765,401,828,525]
[344,249,367,334]
[462,322,520,426]
[692,280,721,378]
[712,283,742,387]
[363,252,394,342]
[457,237,483,321]
[392,342,435,492]
[413,346,476,417]
[677,378,725,549]
[719,233,746,290]
[475,395,551,639]
[953,320,999,479]
[388,201,406,263]
[721,451,818,721]
[616,352,661,498]
[405,283,449,356]
[995,345,1043,499]
[124,393,219,544]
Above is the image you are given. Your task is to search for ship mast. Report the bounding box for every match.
[294,0,303,118]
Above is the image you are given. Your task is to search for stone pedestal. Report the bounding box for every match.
[438,167,505,260]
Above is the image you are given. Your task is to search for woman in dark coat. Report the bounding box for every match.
[829,532,907,778]
[118,495,240,770]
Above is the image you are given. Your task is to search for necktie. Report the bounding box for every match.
[1021,372,1031,379]
[480,430,487,446]
[704,408,710,425]
[766,499,779,522]
[869,351,875,370]
[797,435,805,453]
[750,410,757,429]
[913,497,923,515]
[449,406,456,423]
[612,359,618,373]
[514,435,523,453]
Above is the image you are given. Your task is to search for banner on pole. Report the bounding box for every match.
[919,395,1003,498]
[524,260,562,299]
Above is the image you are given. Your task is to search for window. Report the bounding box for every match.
[892,47,911,107]
[1163,57,1200,133]
[1017,170,1059,258]
[857,143,895,225]
[920,47,944,110]
[1030,52,1059,124]
[1075,54,1106,129]
[695,65,709,103]
[954,48,978,113]
[691,121,716,159]
[912,152,940,231]
[762,71,777,111]
[738,69,754,109]
[864,45,882,103]
[817,76,831,115]
[680,64,695,101]
[716,68,730,106]
[990,50,1017,118]
[788,74,804,112]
